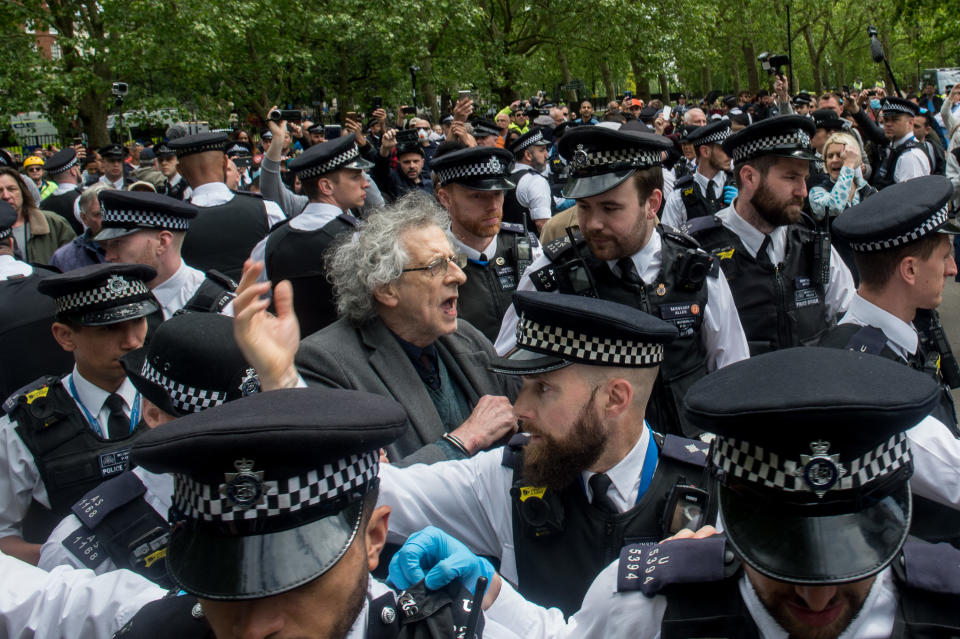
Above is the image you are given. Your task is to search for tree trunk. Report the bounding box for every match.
[702,64,712,95]
[658,74,669,100]
[557,47,578,105]
[631,59,650,101]
[600,61,615,104]
[79,99,110,148]
[421,55,437,121]
[802,25,823,95]
[732,60,741,96]
[743,44,759,94]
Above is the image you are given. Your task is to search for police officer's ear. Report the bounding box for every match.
[898,254,921,287]
[435,185,453,209]
[596,376,635,419]
[643,188,663,219]
[155,229,176,255]
[51,321,80,352]
[364,504,391,572]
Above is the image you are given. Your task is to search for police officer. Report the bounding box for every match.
[847,96,931,189]
[94,190,235,322]
[398,348,960,638]
[682,115,854,355]
[379,292,716,615]
[38,312,259,584]
[171,132,285,281]
[660,120,737,228]
[431,144,541,341]
[249,134,373,336]
[471,118,502,148]
[0,263,157,563]
[495,126,749,437]
[0,201,73,399]
[822,175,960,432]
[155,143,191,201]
[98,144,134,190]
[503,128,553,235]
[39,148,85,236]
[115,388,517,639]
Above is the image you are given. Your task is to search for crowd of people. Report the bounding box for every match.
[2,77,960,639]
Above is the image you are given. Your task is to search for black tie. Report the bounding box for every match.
[589,473,618,514]
[757,235,774,269]
[706,180,719,205]
[104,394,128,440]
[616,257,644,287]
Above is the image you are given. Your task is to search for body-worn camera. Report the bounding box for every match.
[660,482,710,538]
[674,248,713,291]
[758,52,790,77]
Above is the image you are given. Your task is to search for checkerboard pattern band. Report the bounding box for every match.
[516,316,663,366]
[294,145,360,178]
[711,432,910,494]
[848,203,949,252]
[0,227,11,241]
[570,147,662,173]
[730,130,811,163]
[435,157,509,186]
[690,129,729,148]
[140,359,228,414]
[54,277,150,313]
[101,207,191,231]
[513,130,545,152]
[173,140,226,157]
[173,451,378,522]
[226,144,249,156]
[882,101,916,115]
[47,156,78,175]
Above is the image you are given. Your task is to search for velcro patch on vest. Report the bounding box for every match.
[901,539,960,595]
[500,221,525,234]
[72,470,146,528]
[658,303,702,338]
[617,535,727,595]
[793,276,821,309]
[98,448,132,478]
[529,265,559,292]
[660,435,708,467]
[845,326,888,355]
[496,265,517,291]
[63,525,106,569]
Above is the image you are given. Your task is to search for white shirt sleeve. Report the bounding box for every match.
[378,450,516,580]
[659,190,687,229]
[824,245,855,320]
[263,199,287,227]
[702,273,750,371]
[38,513,113,574]
[0,551,165,639]
[518,174,553,221]
[249,236,270,283]
[894,148,931,182]
[907,415,960,509]
[0,414,49,539]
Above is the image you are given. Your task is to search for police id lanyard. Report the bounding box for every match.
[68,376,141,439]
[581,426,659,507]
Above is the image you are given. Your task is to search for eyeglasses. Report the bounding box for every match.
[402,253,467,277]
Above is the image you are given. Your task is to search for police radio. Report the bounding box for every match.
[673,248,713,291]
[555,228,599,297]
[916,309,960,389]
[812,229,831,285]
[514,235,533,276]
[660,481,710,538]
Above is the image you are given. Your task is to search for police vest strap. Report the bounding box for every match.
[70,470,146,528]
[674,174,695,190]
[617,534,738,595]
[843,325,888,355]
[893,538,960,634]
[367,592,401,639]
[178,270,237,315]
[234,189,264,200]
[680,214,722,237]
[500,221,525,234]
[541,231,584,262]
[659,225,702,250]
[659,435,708,468]
[3,375,62,415]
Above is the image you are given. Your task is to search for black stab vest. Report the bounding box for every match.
[872,139,928,190]
[502,167,545,235]
[181,192,269,282]
[457,231,523,342]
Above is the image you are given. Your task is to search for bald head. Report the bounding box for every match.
[684,108,707,127]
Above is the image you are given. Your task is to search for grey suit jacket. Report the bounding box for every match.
[295,316,518,465]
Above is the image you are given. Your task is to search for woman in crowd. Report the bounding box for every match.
[0,167,74,265]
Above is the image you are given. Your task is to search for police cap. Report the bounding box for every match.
[722,114,817,164]
[166,132,230,158]
[287,134,374,178]
[37,263,160,326]
[558,126,671,199]
[432,146,515,191]
[95,189,199,241]
[45,148,79,175]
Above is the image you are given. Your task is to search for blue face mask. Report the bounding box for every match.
[870,99,882,110]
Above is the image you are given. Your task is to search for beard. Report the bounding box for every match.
[521,390,608,490]
[460,210,502,239]
[755,583,867,639]
[331,569,369,639]
[750,178,803,227]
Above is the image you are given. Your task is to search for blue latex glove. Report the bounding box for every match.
[722,185,738,205]
[555,197,576,212]
[388,526,495,594]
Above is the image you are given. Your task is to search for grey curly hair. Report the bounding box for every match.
[327,191,453,324]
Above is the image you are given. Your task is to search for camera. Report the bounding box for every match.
[269,109,302,123]
[757,52,790,77]
[111,82,128,96]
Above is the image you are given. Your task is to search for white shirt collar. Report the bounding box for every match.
[0,254,33,278]
[189,182,234,207]
[606,228,662,284]
[582,426,652,512]
[99,175,124,189]
[894,133,916,148]
[739,567,895,638]
[65,365,139,425]
[151,260,201,318]
[52,182,78,196]
[453,235,498,262]
[693,170,727,194]
[289,202,343,231]
[839,294,918,360]
[718,203,787,263]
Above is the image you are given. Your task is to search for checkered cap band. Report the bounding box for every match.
[295,145,360,178]
[570,147,662,173]
[730,130,811,163]
[691,129,730,147]
[514,130,545,152]
[47,156,78,175]
[882,102,916,115]
[140,359,228,414]
[175,140,226,157]
[435,156,509,186]
[101,207,191,231]
[0,227,10,242]
[849,203,949,252]
[54,276,150,313]
[516,317,663,366]
[173,451,378,522]
[711,432,911,494]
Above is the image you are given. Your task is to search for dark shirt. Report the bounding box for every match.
[392,332,441,391]
[49,230,106,272]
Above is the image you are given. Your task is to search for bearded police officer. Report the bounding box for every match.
[171,132,285,281]
[847,96,930,189]
[396,347,960,638]
[683,115,854,355]
[660,120,737,228]
[432,144,544,341]
[38,313,259,584]
[0,264,157,563]
[503,129,553,235]
[250,134,374,336]
[115,388,520,639]
[379,291,716,615]
[495,127,749,437]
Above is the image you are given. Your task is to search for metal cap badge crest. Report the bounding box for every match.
[795,440,846,498]
[239,368,260,396]
[106,274,129,295]
[220,458,265,509]
[571,145,589,171]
